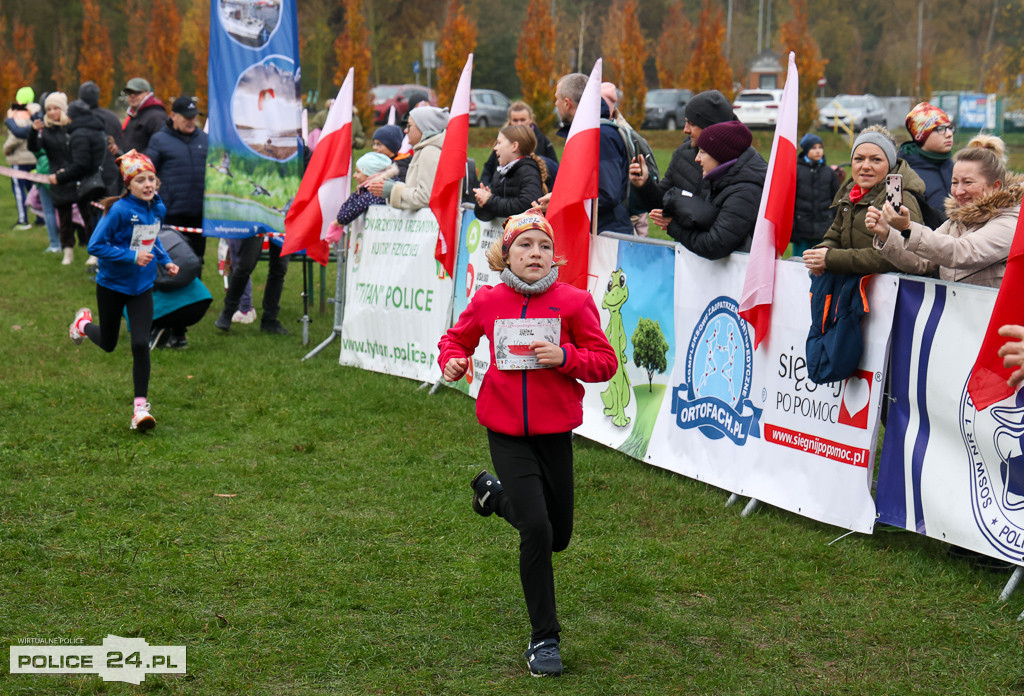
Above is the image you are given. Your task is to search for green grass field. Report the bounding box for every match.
[2,160,1024,695]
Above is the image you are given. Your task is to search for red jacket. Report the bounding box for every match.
[439,280,618,436]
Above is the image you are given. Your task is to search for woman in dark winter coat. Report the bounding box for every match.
[661,120,767,259]
[473,124,548,221]
[28,92,82,265]
[56,99,108,267]
[792,133,840,256]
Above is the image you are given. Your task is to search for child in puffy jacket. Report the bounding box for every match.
[472,124,548,221]
[324,152,398,243]
[68,150,178,432]
[438,210,616,677]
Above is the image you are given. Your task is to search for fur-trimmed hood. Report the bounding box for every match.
[946,174,1024,228]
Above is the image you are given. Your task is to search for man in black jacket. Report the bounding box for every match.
[120,77,166,154]
[629,89,736,232]
[146,96,209,348]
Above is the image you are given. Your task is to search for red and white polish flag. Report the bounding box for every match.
[430,54,473,279]
[738,51,799,349]
[282,68,354,266]
[546,58,602,290]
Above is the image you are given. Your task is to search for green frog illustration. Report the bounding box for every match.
[600,269,631,427]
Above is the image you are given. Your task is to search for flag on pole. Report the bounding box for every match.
[546,59,602,290]
[968,209,1024,410]
[281,69,353,266]
[738,51,799,349]
[430,54,472,278]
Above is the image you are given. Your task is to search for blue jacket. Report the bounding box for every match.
[88,194,171,296]
[898,142,952,219]
[145,122,208,221]
[557,100,632,234]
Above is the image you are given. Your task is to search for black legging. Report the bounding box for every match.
[487,429,575,643]
[83,285,153,399]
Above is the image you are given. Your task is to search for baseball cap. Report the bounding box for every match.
[122,77,152,95]
[172,96,202,118]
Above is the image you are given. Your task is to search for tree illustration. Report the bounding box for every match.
[78,0,114,107]
[656,5,692,89]
[333,0,373,134]
[602,0,647,127]
[779,0,828,134]
[683,0,734,99]
[516,0,558,132]
[436,0,477,107]
[632,318,669,392]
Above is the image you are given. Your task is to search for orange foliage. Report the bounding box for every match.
[122,0,149,86]
[78,0,115,107]
[333,0,373,134]
[778,0,828,134]
[146,0,182,100]
[0,18,38,101]
[516,0,558,132]
[182,0,210,106]
[683,0,733,99]
[51,21,79,90]
[436,0,478,107]
[656,5,692,88]
[602,0,647,127]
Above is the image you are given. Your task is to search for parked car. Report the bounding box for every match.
[732,89,784,129]
[469,89,511,127]
[371,84,437,125]
[818,94,887,131]
[642,88,692,130]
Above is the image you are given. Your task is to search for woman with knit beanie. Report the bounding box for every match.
[792,133,841,256]
[28,92,82,265]
[366,105,448,210]
[661,119,767,259]
[803,125,927,276]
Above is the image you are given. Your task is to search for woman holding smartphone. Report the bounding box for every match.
[803,125,926,276]
[866,135,1019,288]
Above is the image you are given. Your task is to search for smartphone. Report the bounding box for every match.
[885,173,903,212]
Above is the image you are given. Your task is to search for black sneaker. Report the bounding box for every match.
[214,311,232,332]
[260,320,290,335]
[166,333,189,349]
[470,470,504,517]
[524,638,563,677]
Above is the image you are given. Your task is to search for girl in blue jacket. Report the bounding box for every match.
[68,150,179,432]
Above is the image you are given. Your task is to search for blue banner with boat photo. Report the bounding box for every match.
[204,0,302,238]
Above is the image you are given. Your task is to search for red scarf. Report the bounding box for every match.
[848,185,867,205]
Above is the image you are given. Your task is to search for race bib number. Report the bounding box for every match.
[493,318,560,370]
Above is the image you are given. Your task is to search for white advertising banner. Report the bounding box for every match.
[447,210,504,398]
[577,234,678,460]
[645,253,897,533]
[339,206,452,382]
[875,279,1023,565]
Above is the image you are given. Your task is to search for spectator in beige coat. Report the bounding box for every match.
[367,105,447,211]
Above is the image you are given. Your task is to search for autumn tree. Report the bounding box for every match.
[436,0,478,107]
[779,0,828,134]
[122,0,150,86]
[299,0,338,105]
[51,19,79,90]
[683,0,733,99]
[333,0,373,134]
[516,0,558,132]
[656,5,692,88]
[182,0,210,107]
[146,0,182,99]
[602,0,648,127]
[0,18,38,102]
[78,0,114,107]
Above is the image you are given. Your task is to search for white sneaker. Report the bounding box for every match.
[131,403,156,432]
[85,255,99,267]
[69,307,92,345]
[232,308,257,324]
[62,247,74,265]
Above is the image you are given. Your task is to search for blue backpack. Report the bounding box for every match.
[805,272,871,384]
